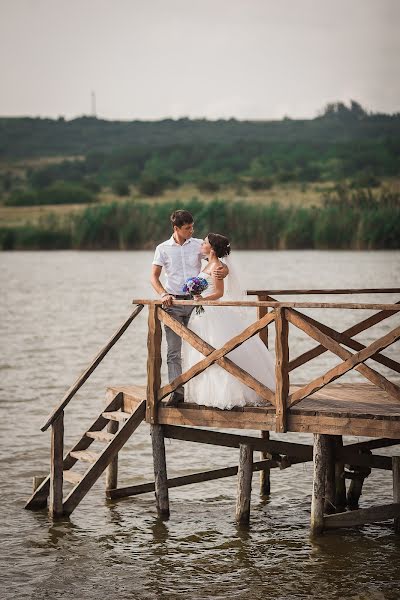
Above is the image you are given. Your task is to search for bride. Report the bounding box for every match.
[182,233,276,409]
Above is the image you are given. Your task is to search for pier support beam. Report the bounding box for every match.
[259,431,271,496]
[106,420,119,490]
[324,435,336,514]
[236,443,253,525]
[310,433,329,536]
[334,436,347,512]
[50,411,64,518]
[393,456,400,534]
[151,424,170,519]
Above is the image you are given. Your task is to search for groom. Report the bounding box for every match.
[151,209,228,405]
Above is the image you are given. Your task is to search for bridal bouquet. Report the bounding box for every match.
[182,276,208,315]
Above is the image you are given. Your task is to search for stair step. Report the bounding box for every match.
[86,430,115,442]
[69,450,100,463]
[102,410,131,422]
[63,470,83,485]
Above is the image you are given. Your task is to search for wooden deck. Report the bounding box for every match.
[110,382,400,438]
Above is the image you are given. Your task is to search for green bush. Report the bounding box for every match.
[112,181,130,196]
[197,179,220,193]
[248,177,273,191]
[6,182,97,206]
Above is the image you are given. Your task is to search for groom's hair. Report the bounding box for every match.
[170,210,194,228]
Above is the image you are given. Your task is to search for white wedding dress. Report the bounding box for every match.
[182,270,276,409]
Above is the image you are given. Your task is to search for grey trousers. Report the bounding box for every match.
[163,304,194,395]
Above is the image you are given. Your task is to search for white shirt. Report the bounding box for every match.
[153,236,203,295]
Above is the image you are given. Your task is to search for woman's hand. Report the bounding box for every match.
[193,294,203,301]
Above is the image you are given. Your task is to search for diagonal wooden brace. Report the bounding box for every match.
[286,309,400,403]
[158,310,276,401]
[288,322,400,407]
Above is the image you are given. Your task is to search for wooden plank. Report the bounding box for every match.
[346,438,400,451]
[288,325,400,407]
[310,434,329,536]
[158,311,276,401]
[146,305,162,424]
[25,391,123,511]
[62,400,146,516]
[287,413,400,439]
[151,424,169,518]
[50,412,64,518]
[69,450,100,463]
[158,309,275,404]
[133,299,400,310]
[102,410,131,422]
[246,288,400,295]
[286,309,400,401]
[324,436,336,514]
[334,436,347,512]
[63,471,83,485]
[393,457,400,534]
[158,405,277,430]
[86,430,115,442]
[41,305,144,432]
[289,301,400,372]
[324,502,400,529]
[107,459,282,499]
[275,308,289,432]
[236,444,253,524]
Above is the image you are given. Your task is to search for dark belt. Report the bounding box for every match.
[173,294,192,299]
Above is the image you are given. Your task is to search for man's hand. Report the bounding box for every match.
[211,263,229,280]
[162,293,174,307]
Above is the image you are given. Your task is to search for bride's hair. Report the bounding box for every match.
[207,233,231,258]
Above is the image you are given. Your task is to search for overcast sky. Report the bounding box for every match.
[1,0,399,121]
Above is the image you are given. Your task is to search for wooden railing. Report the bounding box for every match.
[133,289,400,433]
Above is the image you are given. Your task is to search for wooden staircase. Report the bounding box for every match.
[25,391,146,516]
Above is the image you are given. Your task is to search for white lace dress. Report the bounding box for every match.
[182,271,276,409]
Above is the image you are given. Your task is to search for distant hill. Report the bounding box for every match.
[1,101,399,159]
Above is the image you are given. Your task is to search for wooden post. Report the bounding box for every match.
[105,420,119,490]
[275,307,289,433]
[324,435,336,514]
[236,444,253,525]
[393,456,400,534]
[33,476,46,493]
[258,296,271,496]
[259,430,271,496]
[334,435,346,512]
[146,305,162,425]
[50,411,64,518]
[346,452,371,509]
[310,434,329,536]
[151,424,170,519]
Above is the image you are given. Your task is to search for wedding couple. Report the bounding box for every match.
[151,209,276,409]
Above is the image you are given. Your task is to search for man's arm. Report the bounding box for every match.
[151,264,174,306]
[210,262,229,280]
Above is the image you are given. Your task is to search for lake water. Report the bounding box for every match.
[1,250,400,600]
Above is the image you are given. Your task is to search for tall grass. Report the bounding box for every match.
[1,190,399,251]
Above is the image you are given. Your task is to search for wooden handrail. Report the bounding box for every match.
[247,288,400,295]
[133,299,400,310]
[41,304,144,432]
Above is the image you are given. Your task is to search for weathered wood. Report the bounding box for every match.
[346,453,371,509]
[33,476,46,493]
[236,444,253,524]
[324,436,336,514]
[62,400,146,516]
[334,436,347,512]
[25,391,123,511]
[146,305,162,424]
[393,456,400,533]
[347,438,400,451]
[133,299,400,311]
[69,450,100,463]
[158,309,275,404]
[86,430,115,442]
[257,297,269,347]
[151,424,169,518]
[247,288,400,295]
[158,311,276,401]
[50,412,64,518]
[106,419,119,490]
[107,458,278,499]
[286,309,400,402]
[260,431,271,496]
[324,503,400,529]
[274,308,289,432]
[41,305,144,432]
[102,410,131,422]
[289,325,400,407]
[63,471,83,485]
[289,301,400,372]
[310,434,329,536]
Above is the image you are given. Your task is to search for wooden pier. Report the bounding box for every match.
[25,289,400,536]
